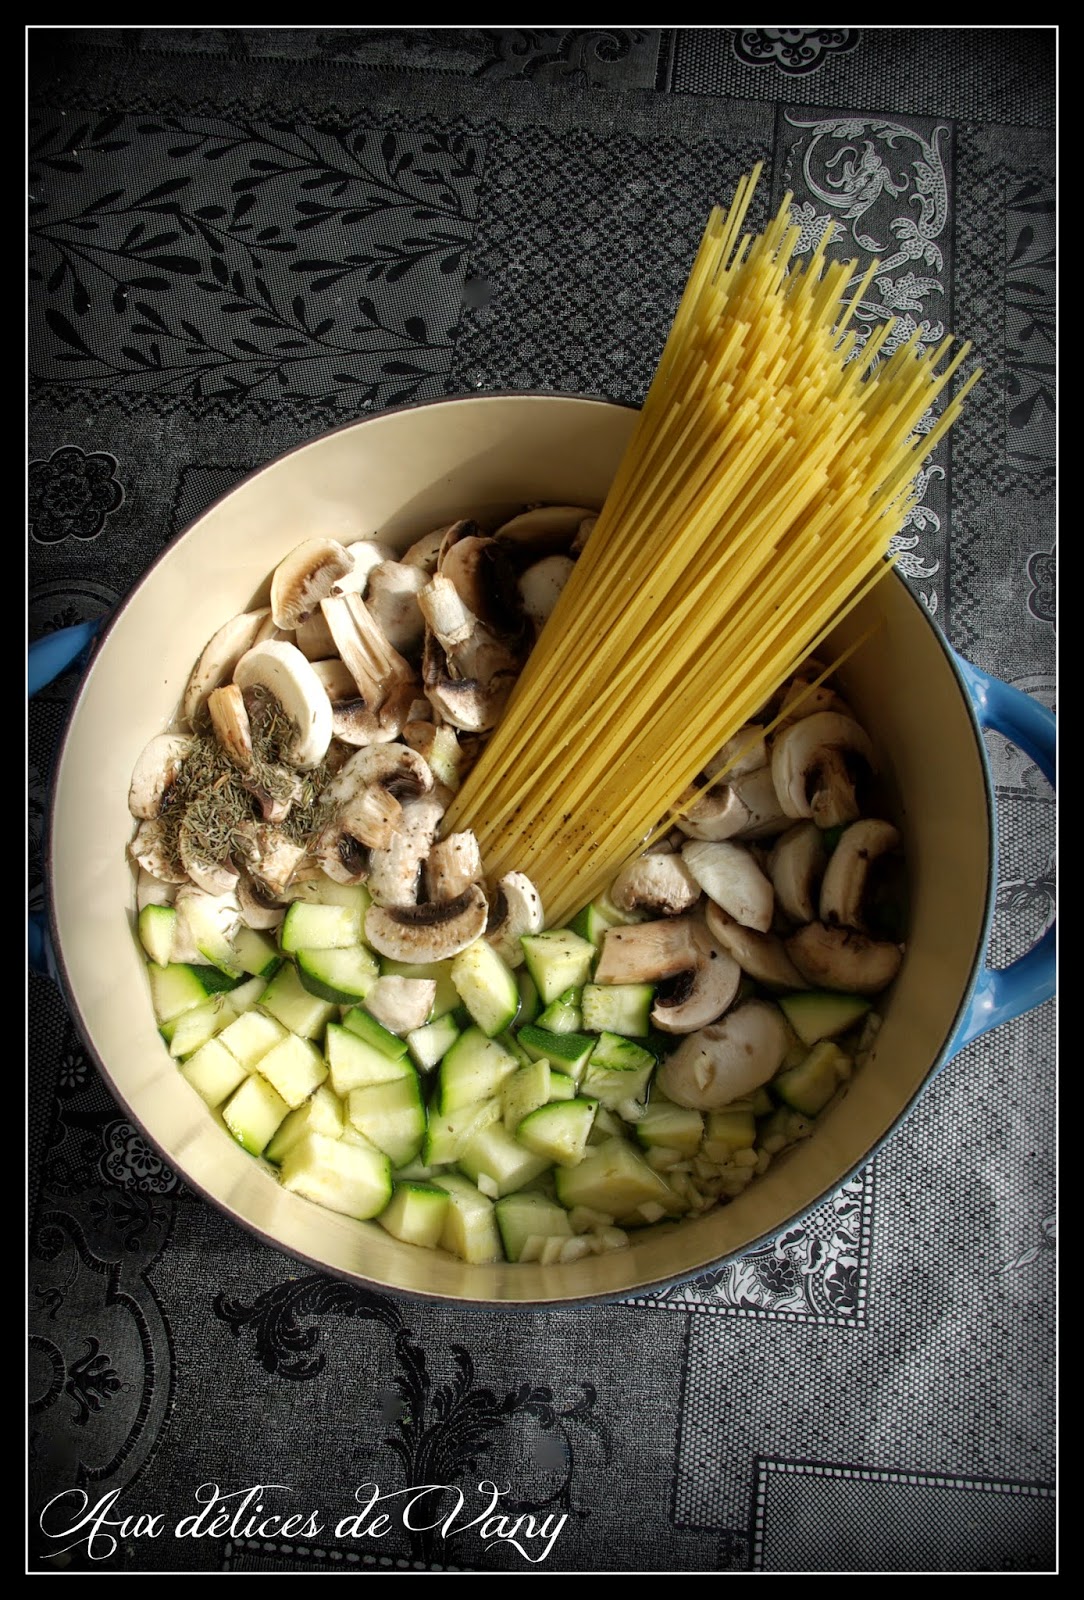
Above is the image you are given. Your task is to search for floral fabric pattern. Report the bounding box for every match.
[734,29,860,76]
[28,446,123,544]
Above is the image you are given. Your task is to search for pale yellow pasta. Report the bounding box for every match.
[443,166,980,927]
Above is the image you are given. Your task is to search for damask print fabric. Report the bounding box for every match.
[28,28,1056,1573]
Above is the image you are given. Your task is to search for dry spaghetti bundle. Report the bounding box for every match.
[442,166,979,927]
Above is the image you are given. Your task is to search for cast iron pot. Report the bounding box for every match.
[34,394,1056,1306]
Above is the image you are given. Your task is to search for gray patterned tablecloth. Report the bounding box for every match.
[28,28,1057,1573]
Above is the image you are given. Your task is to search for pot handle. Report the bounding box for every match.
[27,617,104,697]
[28,617,106,977]
[948,652,1056,1053]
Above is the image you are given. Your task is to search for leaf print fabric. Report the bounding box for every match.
[29,115,482,410]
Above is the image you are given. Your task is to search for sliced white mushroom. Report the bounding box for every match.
[786,922,903,995]
[770,712,876,830]
[421,601,519,732]
[235,874,287,931]
[363,975,438,1035]
[484,871,545,967]
[593,917,702,984]
[401,525,455,574]
[775,678,854,728]
[177,816,239,897]
[704,724,769,781]
[704,902,809,992]
[136,865,179,912]
[231,821,309,899]
[364,882,489,963]
[366,790,448,907]
[651,923,741,1034]
[656,1001,790,1110]
[681,839,774,932]
[240,761,303,826]
[293,608,340,662]
[365,561,427,656]
[769,821,828,926]
[313,669,416,749]
[425,831,484,902]
[439,534,524,637]
[128,818,189,883]
[494,504,596,555]
[675,764,790,841]
[321,743,433,812]
[609,851,701,918]
[518,555,575,635]
[182,607,273,727]
[232,640,334,770]
[818,819,901,932]
[307,655,392,743]
[329,538,397,597]
[128,733,194,819]
[270,538,354,631]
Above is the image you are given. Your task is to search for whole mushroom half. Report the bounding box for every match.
[365,883,489,963]
[651,923,742,1034]
[770,711,876,830]
[657,1001,791,1109]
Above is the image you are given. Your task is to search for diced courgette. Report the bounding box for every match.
[378,1181,450,1249]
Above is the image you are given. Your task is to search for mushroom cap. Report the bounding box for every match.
[364,561,427,656]
[439,535,524,637]
[704,902,810,991]
[233,640,334,770]
[329,538,397,597]
[593,916,702,984]
[656,1000,790,1109]
[364,883,489,963]
[401,524,455,574]
[769,821,828,926]
[366,790,447,907]
[231,821,308,898]
[364,975,438,1035]
[128,818,189,883]
[235,874,287,931]
[494,504,596,559]
[609,851,701,918]
[128,733,195,819]
[676,764,790,842]
[177,816,240,897]
[519,555,576,635]
[425,830,484,903]
[422,629,517,733]
[484,871,545,967]
[651,924,742,1034]
[681,837,775,931]
[703,724,769,781]
[322,742,433,810]
[818,818,902,932]
[770,712,875,828]
[785,921,903,995]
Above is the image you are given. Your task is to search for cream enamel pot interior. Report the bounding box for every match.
[41,393,1056,1306]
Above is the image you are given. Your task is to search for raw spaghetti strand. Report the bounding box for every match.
[442,170,980,925]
